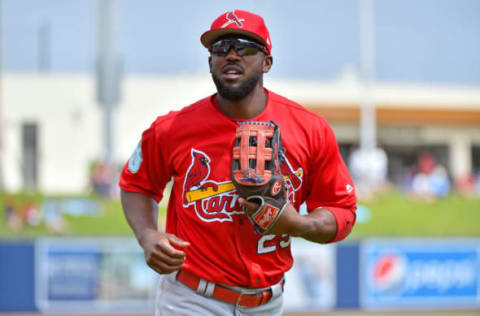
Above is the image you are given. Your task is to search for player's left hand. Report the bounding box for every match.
[239,198,340,244]
[238,197,303,235]
[231,121,289,234]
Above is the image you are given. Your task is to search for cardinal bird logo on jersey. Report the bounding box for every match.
[183,150,209,199]
[182,148,303,223]
[280,152,303,203]
[183,149,218,205]
[183,149,241,222]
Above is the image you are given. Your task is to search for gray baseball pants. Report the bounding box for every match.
[155,272,284,316]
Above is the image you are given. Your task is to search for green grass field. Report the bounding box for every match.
[1,189,479,238]
[2,191,478,316]
[349,191,480,238]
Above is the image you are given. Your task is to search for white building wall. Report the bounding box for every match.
[2,73,480,193]
[116,75,217,163]
[3,74,101,192]
[2,73,219,193]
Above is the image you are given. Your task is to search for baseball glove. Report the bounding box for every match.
[231,121,288,234]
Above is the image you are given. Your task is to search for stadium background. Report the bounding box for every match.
[0,0,479,315]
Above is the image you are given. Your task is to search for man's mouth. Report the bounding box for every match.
[222,65,244,80]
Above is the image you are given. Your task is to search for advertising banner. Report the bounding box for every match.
[283,239,336,311]
[361,238,480,309]
[35,237,336,313]
[35,238,157,314]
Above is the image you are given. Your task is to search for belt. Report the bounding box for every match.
[176,269,284,307]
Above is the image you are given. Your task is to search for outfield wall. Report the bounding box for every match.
[0,238,479,313]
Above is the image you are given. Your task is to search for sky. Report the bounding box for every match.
[1,0,480,85]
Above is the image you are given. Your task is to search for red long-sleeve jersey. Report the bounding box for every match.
[119,89,357,289]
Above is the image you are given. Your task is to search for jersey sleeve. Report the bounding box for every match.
[305,118,357,242]
[119,120,172,203]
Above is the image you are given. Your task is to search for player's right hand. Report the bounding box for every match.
[139,229,190,274]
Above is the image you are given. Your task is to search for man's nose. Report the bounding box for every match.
[225,46,241,60]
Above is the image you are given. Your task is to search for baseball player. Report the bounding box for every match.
[119,10,357,316]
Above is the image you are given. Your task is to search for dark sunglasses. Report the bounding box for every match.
[210,38,268,57]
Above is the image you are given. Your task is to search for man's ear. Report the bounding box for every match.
[208,56,212,73]
[262,55,273,73]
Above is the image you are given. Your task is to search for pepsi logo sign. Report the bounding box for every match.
[372,253,407,293]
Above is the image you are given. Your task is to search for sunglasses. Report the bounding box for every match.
[210,38,268,57]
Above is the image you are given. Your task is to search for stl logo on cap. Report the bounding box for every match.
[222,11,245,28]
[200,10,272,54]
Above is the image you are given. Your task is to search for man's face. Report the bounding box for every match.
[209,36,272,100]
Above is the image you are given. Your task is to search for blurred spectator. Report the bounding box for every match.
[454,173,476,197]
[418,151,436,174]
[43,201,68,234]
[401,165,417,192]
[4,197,22,231]
[407,151,451,200]
[411,172,431,197]
[349,147,388,199]
[4,197,15,221]
[429,166,451,197]
[20,201,42,226]
[90,161,116,198]
[475,172,480,197]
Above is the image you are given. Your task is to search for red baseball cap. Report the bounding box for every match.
[200,10,272,54]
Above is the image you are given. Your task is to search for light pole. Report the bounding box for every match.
[350,0,387,196]
[360,0,376,151]
[96,0,122,164]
